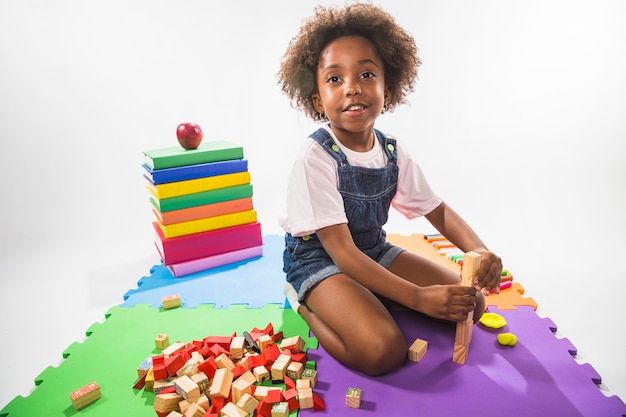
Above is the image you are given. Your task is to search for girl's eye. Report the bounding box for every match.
[327,76,340,83]
[362,71,375,79]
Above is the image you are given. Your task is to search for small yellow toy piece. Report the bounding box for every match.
[497,333,518,346]
[479,312,507,329]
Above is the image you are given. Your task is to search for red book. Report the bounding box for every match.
[152,222,262,265]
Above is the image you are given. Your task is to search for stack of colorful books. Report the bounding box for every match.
[142,141,263,277]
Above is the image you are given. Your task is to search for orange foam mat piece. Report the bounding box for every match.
[386,234,537,310]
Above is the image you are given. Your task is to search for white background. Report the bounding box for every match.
[1,0,625,410]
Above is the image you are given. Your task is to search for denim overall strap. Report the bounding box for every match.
[374,128,398,164]
[309,128,348,167]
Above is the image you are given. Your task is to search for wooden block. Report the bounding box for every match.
[163,342,186,357]
[271,402,290,417]
[174,375,200,403]
[346,387,362,408]
[166,412,183,417]
[253,365,270,383]
[155,333,170,350]
[154,378,176,394]
[265,388,282,404]
[453,251,481,364]
[184,402,206,417]
[296,379,310,390]
[236,392,260,414]
[220,401,248,417]
[162,294,181,309]
[257,334,273,352]
[196,393,210,409]
[209,368,233,398]
[154,392,182,413]
[215,352,236,370]
[190,372,209,394]
[286,361,304,380]
[282,388,299,412]
[137,355,153,378]
[302,368,317,388]
[145,367,155,392]
[239,370,257,385]
[270,354,292,382]
[297,387,314,409]
[279,335,305,353]
[69,382,101,409]
[231,374,253,404]
[313,392,326,411]
[253,385,270,401]
[230,336,245,360]
[408,338,428,362]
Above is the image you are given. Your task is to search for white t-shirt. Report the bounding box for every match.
[279,125,442,237]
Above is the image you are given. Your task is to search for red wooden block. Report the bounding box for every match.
[159,385,176,394]
[247,355,264,369]
[165,355,185,377]
[198,356,217,378]
[256,401,273,417]
[152,354,165,366]
[264,344,280,362]
[313,392,326,411]
[284,376,296,390]
[209,344,229,357]
[133,373,147,390]
[282,388,299,412]
[231,365,247,380]
[272,331,284,343]
[204,336,232,350]
[199,345,210,357]
[211,396,226,413]
[251,323,274,337]
[153,364,167,381]
[265,389,282,404]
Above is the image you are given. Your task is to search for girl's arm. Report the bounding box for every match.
[425,201,502,293]
[315,222,478,322]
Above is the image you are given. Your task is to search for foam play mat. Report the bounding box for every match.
[1,234,624,417]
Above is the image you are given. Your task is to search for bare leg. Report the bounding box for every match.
[300,274,407,376]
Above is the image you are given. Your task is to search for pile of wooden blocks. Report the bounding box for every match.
[134,323,326,416]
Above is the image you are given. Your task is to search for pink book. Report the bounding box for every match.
[167,245,263,277]
[153,222,262,265]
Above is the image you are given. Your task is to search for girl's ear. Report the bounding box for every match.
[312,92,324,114]
[384,87,392,107]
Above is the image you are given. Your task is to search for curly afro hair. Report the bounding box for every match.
[277,2,421,121]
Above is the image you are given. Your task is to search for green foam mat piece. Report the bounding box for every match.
[0,303,315,417]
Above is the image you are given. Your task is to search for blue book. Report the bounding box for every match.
[143,159,248,185]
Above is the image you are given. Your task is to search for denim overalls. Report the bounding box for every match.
[283,127,405,303]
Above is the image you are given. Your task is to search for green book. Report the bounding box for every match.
[150,184,254,212]
[143,141,244,170]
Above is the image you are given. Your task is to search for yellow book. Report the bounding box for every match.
[158,210,257,238]
[146,171,251,200]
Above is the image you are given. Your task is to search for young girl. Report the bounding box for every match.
[277,3,502,376]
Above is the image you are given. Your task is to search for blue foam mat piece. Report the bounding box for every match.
[121,234,285,308]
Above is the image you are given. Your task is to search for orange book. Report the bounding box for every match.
[153,197,254,225]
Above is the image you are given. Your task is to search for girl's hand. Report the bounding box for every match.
[473,251,503,295]
[417,285,478,322]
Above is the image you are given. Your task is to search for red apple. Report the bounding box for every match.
[176,123,203,150]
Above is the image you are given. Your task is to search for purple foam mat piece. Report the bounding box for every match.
[301,306,626,417]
